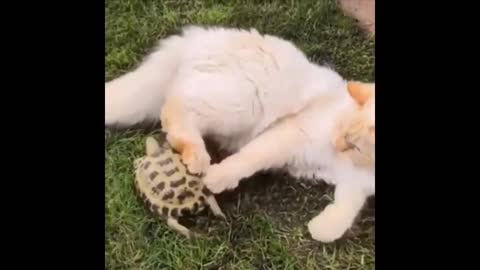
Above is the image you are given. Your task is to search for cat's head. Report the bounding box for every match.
[334,81,375,168]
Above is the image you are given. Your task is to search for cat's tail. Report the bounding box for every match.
[105,35,184,127]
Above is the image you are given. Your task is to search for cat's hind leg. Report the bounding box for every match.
[161,95,211,174]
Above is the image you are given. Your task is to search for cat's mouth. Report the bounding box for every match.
[346,141,360,152]
[347,141,375,166]
[336,136,375,165]
[335,136,358,152]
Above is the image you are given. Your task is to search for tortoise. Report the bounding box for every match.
[133,136,225,238]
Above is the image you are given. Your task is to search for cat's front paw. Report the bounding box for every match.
[203,164,240,194]
[165,133,211,174]
[181,145,211,175]
[307,204,351,243]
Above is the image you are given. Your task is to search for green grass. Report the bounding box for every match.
[105,0,375,269]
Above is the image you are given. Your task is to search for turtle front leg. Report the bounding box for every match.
[166,217,193,238]
[205,195,226,219]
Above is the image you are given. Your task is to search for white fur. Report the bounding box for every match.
[105,35,185,125]
[105,25,375,242]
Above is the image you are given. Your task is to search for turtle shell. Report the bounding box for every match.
[134,140,208,218]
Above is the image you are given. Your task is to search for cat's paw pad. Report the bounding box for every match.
[307,205,350,243]
[203,164,239,194]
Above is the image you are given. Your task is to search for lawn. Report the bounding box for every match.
[105,0,375,269]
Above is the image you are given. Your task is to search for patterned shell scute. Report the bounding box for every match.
[134,142,207,217]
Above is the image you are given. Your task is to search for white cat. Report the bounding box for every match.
[105,25,375,242]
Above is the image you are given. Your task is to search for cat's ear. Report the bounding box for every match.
[347,81,374,106]
[145,136,161,156]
